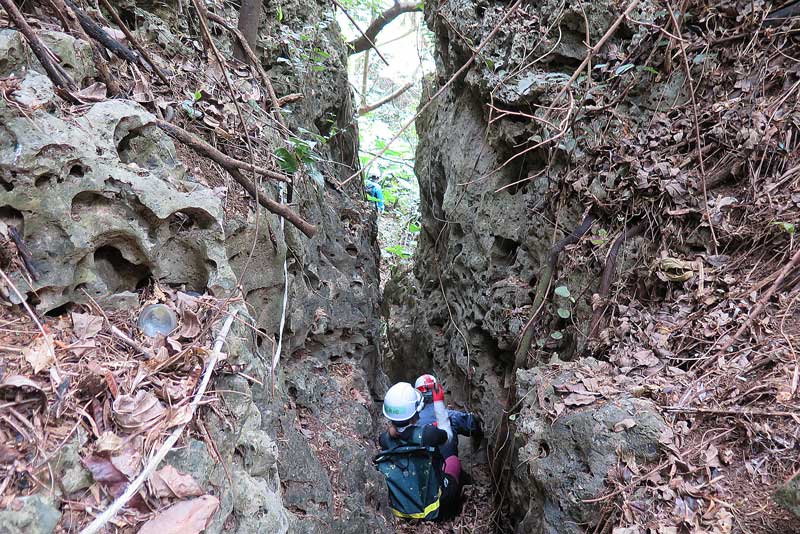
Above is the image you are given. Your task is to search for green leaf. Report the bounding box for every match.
[550,331,563,340]
[554,286,571,298]
[274,148,299,173]
[557,308,571,319]
[772,221,796,235]
[643,66,659,75]
[536,338,546,348]
[193,90,202,101]
[408,222,421,233]
[385,245,412,258]
[276,5,283,21]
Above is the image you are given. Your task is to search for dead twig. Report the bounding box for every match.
[358,81,413,115]
[704,246,800,368]
[668,4,718,254]
[109,325,153,360]
[545,0,640,120]
[663,406,800,418]
[97,0,170,85]
[332,0,390,65]
[488,0,640,177]
[79,310,238,534]
[0,267,56,366]
[205,11,290,133]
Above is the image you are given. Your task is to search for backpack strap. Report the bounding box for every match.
[373,444,434,464]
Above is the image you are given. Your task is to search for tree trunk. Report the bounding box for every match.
[234,0,263,62]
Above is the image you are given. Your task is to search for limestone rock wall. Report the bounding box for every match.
[384,0,671,531]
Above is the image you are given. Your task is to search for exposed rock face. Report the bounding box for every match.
[385,0,667,531]
[0,1,389,530]
[0,95,235,312]
[512,364,665,533]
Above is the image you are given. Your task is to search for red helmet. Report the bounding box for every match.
[414,374,438,395]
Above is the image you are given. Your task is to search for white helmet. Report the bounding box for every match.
[382,382,424,422]
[414,374,438,395]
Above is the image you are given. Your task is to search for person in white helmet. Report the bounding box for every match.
[414,374,483,458]
[375,382,462,521]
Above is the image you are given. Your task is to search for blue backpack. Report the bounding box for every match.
[374,427,442,520]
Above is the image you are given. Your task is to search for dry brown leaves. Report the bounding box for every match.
[0,283,235,531]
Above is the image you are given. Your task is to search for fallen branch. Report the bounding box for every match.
[79,310,238,534]
[343,0,421,56]
[704,246,800,368]
[587,221,646,341]
[509,213,595,385]
[358,81,413,115]
[48,0,120,95]
[155,120,316,238]
[0,0,76,92]
[66,0,139,64]
[154,120,289,183]
[9,226,40,282]
[276,93,304,107]
[98,0,170,85]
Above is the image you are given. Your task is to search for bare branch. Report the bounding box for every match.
[345,1,422,55]
[359,81,413,115]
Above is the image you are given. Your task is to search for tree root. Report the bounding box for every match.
[587,220,646,341]
[154,119,317,238]
[507,213,595,386]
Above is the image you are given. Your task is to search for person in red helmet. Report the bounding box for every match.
[414,374,483,458]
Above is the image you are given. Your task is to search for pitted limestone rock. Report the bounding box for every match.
[510,365,666,534]
[0,87,235,312]
[0,29,96,84]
